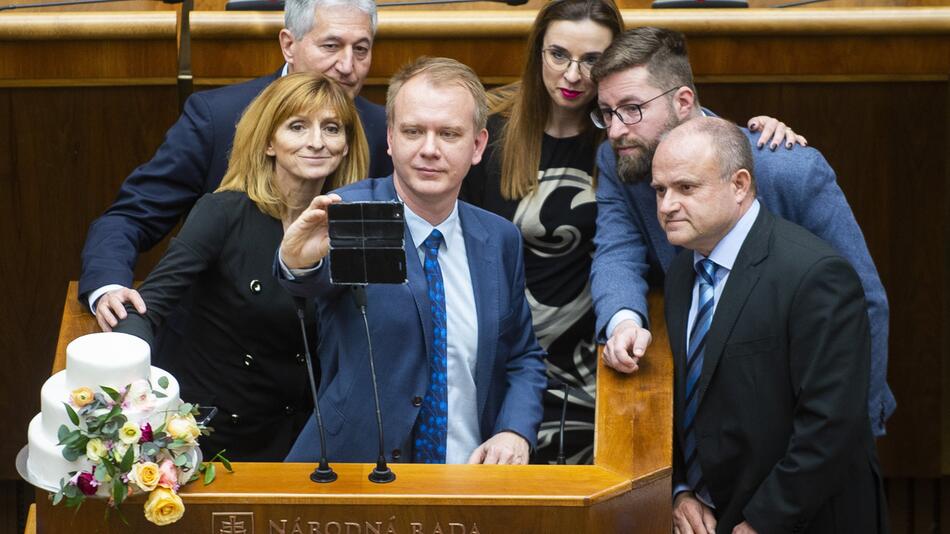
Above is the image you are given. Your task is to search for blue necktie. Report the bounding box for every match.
[683,258,717,504]
[413,229,448,463]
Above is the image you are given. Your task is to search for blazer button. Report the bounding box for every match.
[296,353,305,364]
[244,354,254,367]
[391,449,401,460]
[231,413,240,423]
[249,279,262,293]
[284,405,295,414]
[412,396,423,407]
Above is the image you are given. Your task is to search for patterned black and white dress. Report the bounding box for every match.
[461,114,598,464]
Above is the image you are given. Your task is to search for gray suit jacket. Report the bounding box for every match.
[590,126,895,436]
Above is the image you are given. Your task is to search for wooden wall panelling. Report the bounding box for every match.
[698,80,948,478]
[0,13,179,481]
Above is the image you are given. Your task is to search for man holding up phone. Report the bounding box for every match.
[276,57,547,464]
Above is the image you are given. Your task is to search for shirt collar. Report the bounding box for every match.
[402,198,461,251]
[280,64,289,77]
[693,199,760,273]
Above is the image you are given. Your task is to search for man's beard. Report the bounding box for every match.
[613,114,681,184]
[614,141,658,184]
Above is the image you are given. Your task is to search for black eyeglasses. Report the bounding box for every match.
[541,48,601,78]
[590,86,679,129]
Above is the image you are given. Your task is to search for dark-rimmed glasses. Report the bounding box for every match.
[541,48,601,78]
[590,86,679,129]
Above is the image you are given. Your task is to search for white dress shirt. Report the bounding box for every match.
[403,202,481,464]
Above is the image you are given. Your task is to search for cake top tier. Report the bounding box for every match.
[65,332,151,392]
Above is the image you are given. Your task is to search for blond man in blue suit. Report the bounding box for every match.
[278,57,547,464]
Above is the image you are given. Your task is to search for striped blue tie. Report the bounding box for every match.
[413,229,448,463]
[683,258,717,504]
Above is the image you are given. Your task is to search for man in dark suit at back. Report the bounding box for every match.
[81,0,393,329]
[654,117,886,534]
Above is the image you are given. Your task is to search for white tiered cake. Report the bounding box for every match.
[26,332,182,490]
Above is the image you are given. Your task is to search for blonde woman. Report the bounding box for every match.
[115,73,368,461]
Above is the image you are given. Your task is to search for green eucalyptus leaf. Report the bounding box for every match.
[62,484,80,498]
[203,462,216,485]
[178,403,193,416]
[158,376,169,389]
[100,386,121,403]
[219,456,233,473]
[51,491,64,506]
[63,403,80,426]
[154,391,168,399]
[62,447,81,462]
[112,479,126,506]
[141,442,159,457]
[57,425,70,443]
[168,439,186,449]
[174,454,188,467]
[100,421,118,436]
[102,459,117,477]
[119,445,135,472]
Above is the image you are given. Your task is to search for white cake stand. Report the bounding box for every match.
[15,445,58,493]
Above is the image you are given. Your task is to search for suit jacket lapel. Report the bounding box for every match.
[630,181,679,271]
[666,252,695,412]
[694,208,773,407]
[384,177,433,359]
[459,204,498,419]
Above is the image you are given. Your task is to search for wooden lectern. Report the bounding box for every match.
[31,282,672,533]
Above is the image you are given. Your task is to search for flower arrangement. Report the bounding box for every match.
[51,376,232,526]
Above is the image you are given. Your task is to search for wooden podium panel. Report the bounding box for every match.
[31,283,673,533]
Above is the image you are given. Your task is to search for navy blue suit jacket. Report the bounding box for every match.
[279,177,547,463]
[79,71,392,303]
[590,125,895,436]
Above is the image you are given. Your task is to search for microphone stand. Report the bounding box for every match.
[353,286,396,484]
[547,378,571,465]
[294,297,337,483]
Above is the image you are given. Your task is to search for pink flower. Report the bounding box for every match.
[75,471,98,496]
[139,423,153,444]
[157,459,178,490]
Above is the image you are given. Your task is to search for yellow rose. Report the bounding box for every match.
[143,487,185,526]
[165,414,200,444]
[130,462,161,492]
[86,438,107,462]
[119,421,142,445]
[70,387,95,408]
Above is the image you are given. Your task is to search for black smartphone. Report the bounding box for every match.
[327,201,407,285]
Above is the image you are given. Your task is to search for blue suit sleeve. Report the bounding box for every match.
[756,142,893,435]
[590,142,652,341]
[79,91,217,305]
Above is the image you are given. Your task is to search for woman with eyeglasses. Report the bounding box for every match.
[461,0,804,465]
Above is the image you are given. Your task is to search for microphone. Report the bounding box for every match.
[293,297,337,483]
[353,286,396,484]
[225,0,526,11]
[546,378,571,465]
